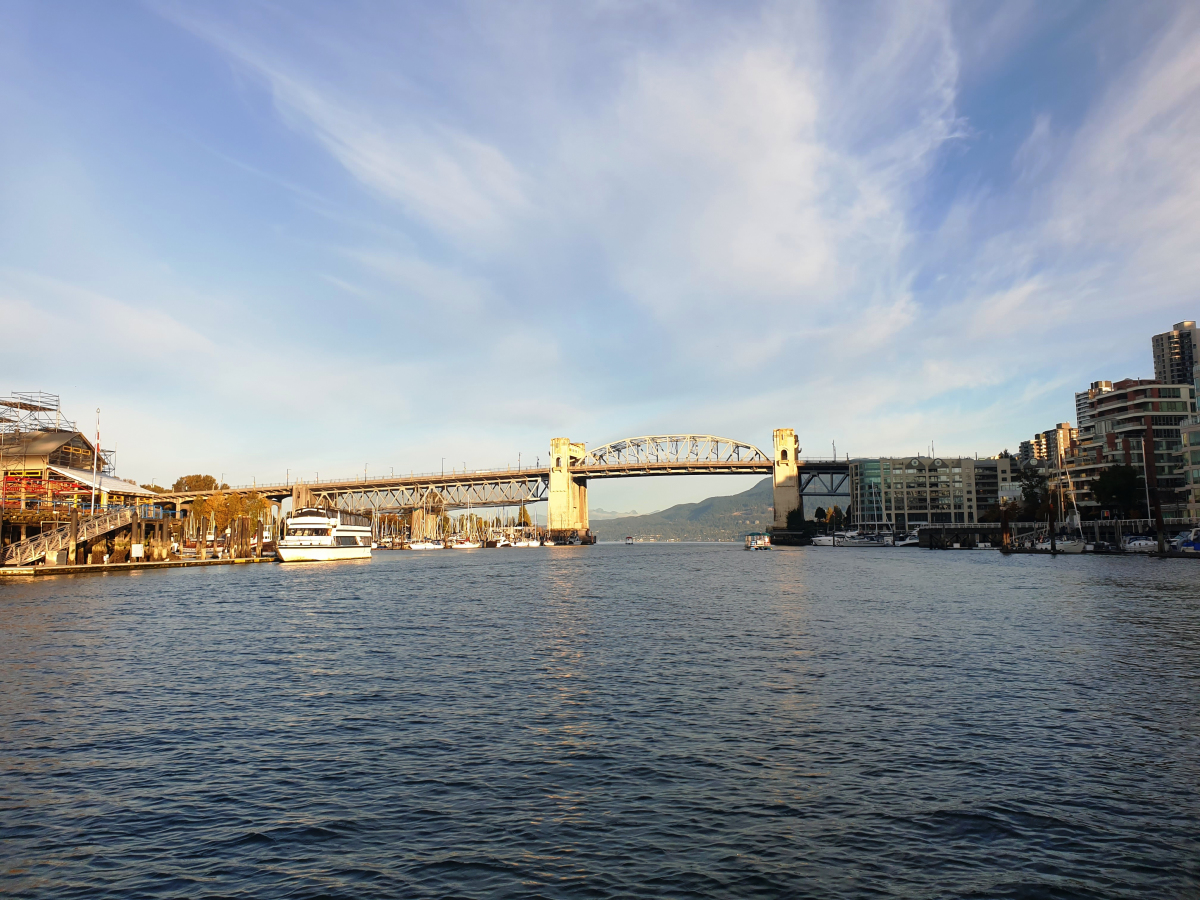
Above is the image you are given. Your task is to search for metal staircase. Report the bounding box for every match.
[2,508,135,567]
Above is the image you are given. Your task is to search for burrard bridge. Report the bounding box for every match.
[152,430,849,536]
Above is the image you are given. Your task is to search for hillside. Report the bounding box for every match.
[590,477,773,542]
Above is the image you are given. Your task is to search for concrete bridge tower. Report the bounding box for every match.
[773,428,800,529]
[548,437,590,538]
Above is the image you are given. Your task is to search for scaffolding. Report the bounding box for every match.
[0,392,114,475]
[0,392,76,435]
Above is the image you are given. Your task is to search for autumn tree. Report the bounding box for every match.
[172,474,228,492]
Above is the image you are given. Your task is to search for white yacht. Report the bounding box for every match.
[1034,536,1086,553]
[277,507,373,562]
[1122,535,1158,553]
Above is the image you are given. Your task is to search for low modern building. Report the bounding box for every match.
[849,455,1015,530]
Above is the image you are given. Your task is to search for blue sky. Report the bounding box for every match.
[2,1,1198,511]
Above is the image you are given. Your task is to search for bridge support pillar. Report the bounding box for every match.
[548,437,590,539]
[773,428,800,530]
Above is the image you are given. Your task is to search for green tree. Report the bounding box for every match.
[172,474,228,492]
[1017,466,1050,519]
[814,506,827,523]
[517,505,532,526]
[1092,465,1144,518]
[140,483,167,493]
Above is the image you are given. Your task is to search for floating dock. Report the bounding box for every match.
[0,557,277,578]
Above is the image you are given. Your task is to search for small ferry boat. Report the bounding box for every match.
[744,532,771,550]
[277,507,373,562]
[625,536,634,545]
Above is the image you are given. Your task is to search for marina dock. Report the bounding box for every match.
[0,557,277,578]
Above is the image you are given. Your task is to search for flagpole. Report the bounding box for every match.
[91,408,99,515]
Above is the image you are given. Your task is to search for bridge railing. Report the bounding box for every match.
[157,456,851,496]
[160,464,551,495]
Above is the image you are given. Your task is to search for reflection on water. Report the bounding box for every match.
[1,546,1198,898]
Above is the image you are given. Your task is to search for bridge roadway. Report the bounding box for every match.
[150,459,847,512]
[147,432,849,532]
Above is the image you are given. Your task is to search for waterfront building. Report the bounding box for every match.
[1063,377,1194,515]
[1044,423,1077,468]
[1075,381,1113,431]
[849,455,1015,530]
[0,392,155,517]
[1178,363,1200,517]
[1019,435,1046,464]
[1152,321,1198,385]
[1019,424,1075,467]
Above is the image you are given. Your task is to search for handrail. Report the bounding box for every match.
[2,507,137,566]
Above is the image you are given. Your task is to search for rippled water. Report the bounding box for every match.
[2,545,1198,898]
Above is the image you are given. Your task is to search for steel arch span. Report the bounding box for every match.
[581,434,770,470]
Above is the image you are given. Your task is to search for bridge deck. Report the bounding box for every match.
[148,459,849,508]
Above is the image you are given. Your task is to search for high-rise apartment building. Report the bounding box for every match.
[1063,378,1195,515]
[1152,321,1198,385]
[1044,423,1077,466]
[1018,425,1075,465]
[1075,381,1113,430]
[1179,363,1200,517]
[1019,434,1047,464]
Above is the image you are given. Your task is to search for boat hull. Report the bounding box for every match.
[277,545,372,562]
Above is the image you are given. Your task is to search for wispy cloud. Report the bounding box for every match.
[4,0,1199,499]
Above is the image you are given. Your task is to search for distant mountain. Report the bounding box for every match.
[590,477,773,542]
[589,507,657,521]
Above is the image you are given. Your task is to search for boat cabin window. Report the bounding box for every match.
[290,527,331,536]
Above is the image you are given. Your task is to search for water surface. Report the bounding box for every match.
[2,545,1198,898]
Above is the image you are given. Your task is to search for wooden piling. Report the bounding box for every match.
[67,508,78,564]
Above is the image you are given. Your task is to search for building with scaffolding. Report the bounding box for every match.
[1,392,158,547]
